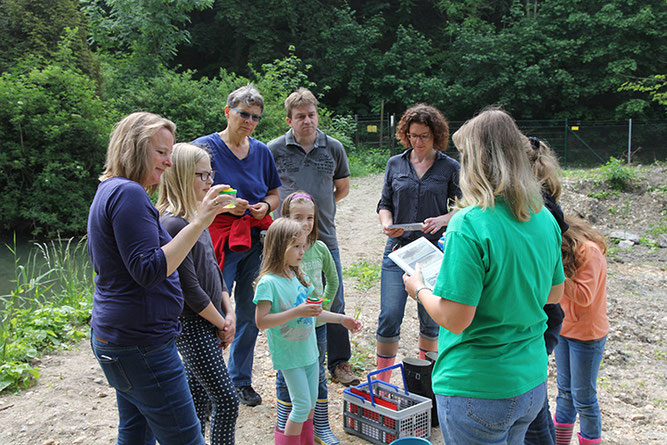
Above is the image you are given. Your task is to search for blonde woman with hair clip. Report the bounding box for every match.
[157,143,239,445]
[87,112,229,445]
[403,107,565,444]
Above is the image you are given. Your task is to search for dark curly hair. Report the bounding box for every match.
[395,103,450,152]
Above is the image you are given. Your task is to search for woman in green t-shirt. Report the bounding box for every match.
[403,107,565,444]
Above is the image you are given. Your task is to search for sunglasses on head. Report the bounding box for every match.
[528,136,541,150]
[231,106,262,122]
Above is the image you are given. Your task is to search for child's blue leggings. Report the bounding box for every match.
[282,361,319,423]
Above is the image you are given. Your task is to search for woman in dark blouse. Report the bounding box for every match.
[375,103,461,382]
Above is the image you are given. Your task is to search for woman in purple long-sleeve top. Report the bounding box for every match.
[87,112,228,445]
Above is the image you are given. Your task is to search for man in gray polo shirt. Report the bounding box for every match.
[268,88,360,388]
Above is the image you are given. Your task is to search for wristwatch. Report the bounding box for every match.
[415,286,429,304]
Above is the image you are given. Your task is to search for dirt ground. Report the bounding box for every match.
[0,166,665,445]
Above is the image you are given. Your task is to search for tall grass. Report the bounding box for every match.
[0,236,93,392]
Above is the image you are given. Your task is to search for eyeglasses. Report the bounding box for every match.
[407,133,432,142]
[231,107,262,122]
[195,170,215,182]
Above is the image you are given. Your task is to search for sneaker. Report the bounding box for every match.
[331,362,360,386]
[236,385,262,406]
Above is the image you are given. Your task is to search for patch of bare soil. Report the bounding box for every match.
[0,166,665,445]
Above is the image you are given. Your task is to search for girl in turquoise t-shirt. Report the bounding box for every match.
[254,218,361,445]
[274,192,341,445]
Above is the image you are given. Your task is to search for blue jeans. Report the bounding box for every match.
[555,335,607,440]
[90,331,205,445]
[326,247,351,372]
[222,235,263,387]
[524,305,563,444]
[437,381,547,445]
[377,238,439,342]
[277,325,328,403]
[524,396,555,445]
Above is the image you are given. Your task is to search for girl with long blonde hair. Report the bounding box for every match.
[157,143,238,445]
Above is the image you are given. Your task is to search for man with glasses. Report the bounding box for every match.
[268,89,357,387]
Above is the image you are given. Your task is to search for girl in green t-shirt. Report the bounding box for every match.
[254,218,362,445]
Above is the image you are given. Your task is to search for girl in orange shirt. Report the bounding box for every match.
[554,215,608,445]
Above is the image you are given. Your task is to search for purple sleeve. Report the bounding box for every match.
[109,183,168,289]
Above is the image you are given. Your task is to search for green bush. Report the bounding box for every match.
[599,157,638,191]
[347,145,391,177]
[0,56,110,237]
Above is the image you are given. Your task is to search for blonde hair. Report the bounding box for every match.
[527,137,562,200]
[156,143,210,221]
[280,191,319,245]
[452,107,543,221]
[256,218,309,288]
[100,112,176,194]
[561,215,607,279]
[284,88,319,119]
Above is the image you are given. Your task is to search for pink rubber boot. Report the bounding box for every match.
[554,415,575,445]
[275,426,300,445]
[300,418,315,445]
[375,354,395,383]
[577,432,602,444]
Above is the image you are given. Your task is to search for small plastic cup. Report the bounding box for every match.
[306,294,323,309]
[220,188,236,208]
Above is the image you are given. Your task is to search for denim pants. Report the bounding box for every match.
[90,331,205,445]
[437,381,547,445]
[222,236,263,387]
[524,305,564,445]
[555,335,607,440]
[377,239,439,343]
[325,247,351,372]
[277,325,328,403]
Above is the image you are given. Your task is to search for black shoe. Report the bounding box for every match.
[236,385,262,406]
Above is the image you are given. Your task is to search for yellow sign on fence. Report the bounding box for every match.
[571,126,579,131]
[367,125,377,133]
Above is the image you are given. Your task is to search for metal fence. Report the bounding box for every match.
[353,115,667,167]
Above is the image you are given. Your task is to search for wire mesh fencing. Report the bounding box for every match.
[353,115,667,167]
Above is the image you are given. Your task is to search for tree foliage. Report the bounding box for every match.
[81,0,214,75]
[0,0,100,84]
[0,40,110,237]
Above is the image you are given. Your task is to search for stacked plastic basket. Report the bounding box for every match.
[343,364,432,444]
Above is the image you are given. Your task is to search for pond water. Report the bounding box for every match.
[0,236,91,299]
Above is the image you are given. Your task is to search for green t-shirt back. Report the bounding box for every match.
[254,273,318,370]
[432,200,565,399]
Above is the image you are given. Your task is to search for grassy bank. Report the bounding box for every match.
[0,237,93,392]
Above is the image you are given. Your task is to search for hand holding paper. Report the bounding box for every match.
[403,263,425,301]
